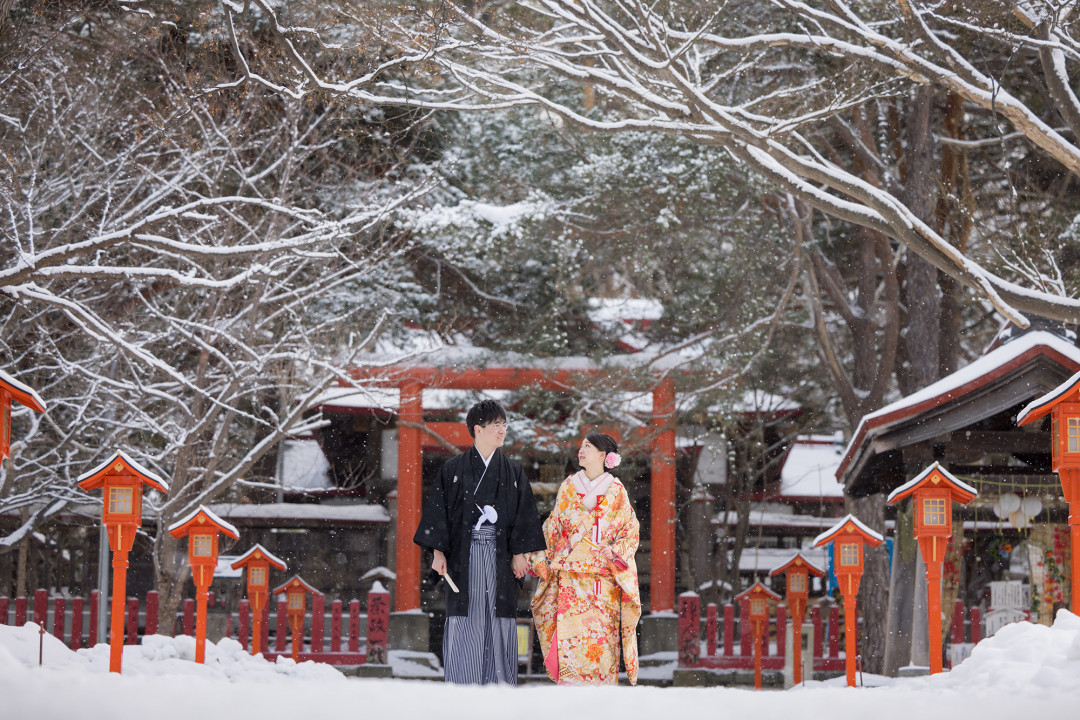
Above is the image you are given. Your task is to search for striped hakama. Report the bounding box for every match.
[442,525,518,685]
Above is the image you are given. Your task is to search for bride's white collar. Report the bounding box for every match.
[571,470,614,510]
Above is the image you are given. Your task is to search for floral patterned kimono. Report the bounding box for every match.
[529,470,641,685]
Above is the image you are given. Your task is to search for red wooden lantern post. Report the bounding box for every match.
[887,462,977,674]
[272,575,322,662]
[734,580,781,690]
[770,552,826,685]
[0,370,47,461]
[812,514,883,687]
[76,450,170,674]
[167,506,239,664]
[1018,373,1080,611]
[231,544,287,656]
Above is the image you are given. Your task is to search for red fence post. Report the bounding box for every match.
[15,596,27,626]
[238,599,249,650]
[34,589,47,627]
[739,596,751,657]
[828,603,840,658]
[261,605,270,654]
[970,607,982,644]
[723,602,734,657]
[0,597,8,625]
[950,600,967,643]
[311,593,325,653]
[349,599,360,654]
[71,598,84,650]
[776,603,787,659]
[145,591,159,637]
[811,605,823,659]
[275,599,287,652]
[183,598,195,636]
[331,600,342,653]
[706,603,718,657]
[88,590,98,647]
[53,597,66,641]
[678,593,700,666]
[366,586,389,664]
[126,597,139,644]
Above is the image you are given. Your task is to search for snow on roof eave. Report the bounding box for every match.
[1016,368,1080,425]
[230,543,287,572]
[0,369,46,412]
[734,580,782,601]
[811,513,885,548]
[273,575,323,597]
[837,331,1080,484]
[76,450,170,494]
[886,462,979,505]
[167,505,240,539]
[768,551,827,578]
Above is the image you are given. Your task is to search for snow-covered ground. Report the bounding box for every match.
[3,611,1080,719]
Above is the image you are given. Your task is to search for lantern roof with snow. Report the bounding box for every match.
[273,575,323,597]
[1016,369,1080,426]
[168,505,240,540]
[734,579,782,603]
[812,514,884,549]
[77,450,170,494]
[768,551,827,579]
[231,543,287,572]
[887,462,978,506]
[0,369,47,413]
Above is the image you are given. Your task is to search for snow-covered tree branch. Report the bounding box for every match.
[216,0,1080,325]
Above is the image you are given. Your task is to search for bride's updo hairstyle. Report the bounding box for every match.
[586,432,621,470]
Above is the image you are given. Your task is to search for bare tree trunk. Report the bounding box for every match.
[16,506,28,597]
[886,87,943,674]
[852,492,888,674]
[0,0,14,38]
[154,530,189,635]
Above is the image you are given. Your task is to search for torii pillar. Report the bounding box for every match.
[396,382,423,613]
[650,377,676,613]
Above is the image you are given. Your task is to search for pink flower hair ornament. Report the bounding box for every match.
[604,452,621,470]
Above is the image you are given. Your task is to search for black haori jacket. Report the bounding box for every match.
[413,447,546,617]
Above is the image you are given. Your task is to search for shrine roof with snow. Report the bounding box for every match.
[837,329,1080,494]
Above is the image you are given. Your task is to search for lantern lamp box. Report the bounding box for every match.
[812,514,884,577]
[769,551,827,580]
[231,543,288,573]
[273,575,323,602]
[734,580,782,610]
[77,450,170,551]
[168,506,240,560]
[1018,370,1080,478]
[769,551,827,597]
[887,462,977,543]
[232,544,288,590]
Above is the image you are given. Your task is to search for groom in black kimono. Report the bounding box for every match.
[413,398,546,684]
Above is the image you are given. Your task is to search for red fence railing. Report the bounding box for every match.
[0,586,390,666]
[677,593,986,674]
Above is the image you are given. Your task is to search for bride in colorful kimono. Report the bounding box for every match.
[529,432,641,685]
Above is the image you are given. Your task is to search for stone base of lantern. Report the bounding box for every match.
[672,667,784,687]
[349,663,394,678]
[206,607,231,642]
[897,664,931,678]
[638,613,677,656]
[389,609,430,652]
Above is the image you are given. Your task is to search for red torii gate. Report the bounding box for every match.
[348,364,678,614]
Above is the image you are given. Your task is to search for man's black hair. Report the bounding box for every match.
[466,399,507,438]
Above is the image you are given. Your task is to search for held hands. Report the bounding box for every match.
[512,553,528,579]
[432,549,447,575]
